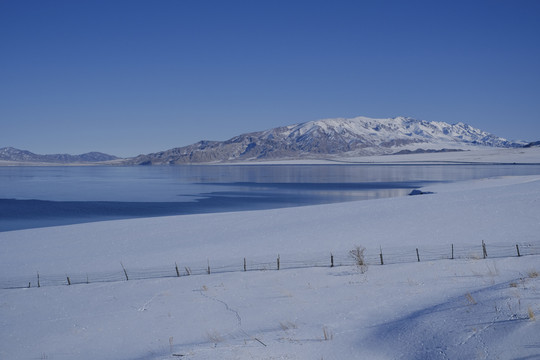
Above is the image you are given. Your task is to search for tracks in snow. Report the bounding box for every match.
[196,288,242,327]
[195,287,267,347]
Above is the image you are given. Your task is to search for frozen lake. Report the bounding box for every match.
[2,164,540,231]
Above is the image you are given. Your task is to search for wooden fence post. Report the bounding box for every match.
[37,272,40,288]
[207,260,211,275]
[175,262,180,277]
[330,253,334,268]
[121,262,129,281]
[482,240,488,259]
[277,254,280,270]
[379,247,384,265]
[244,257,247,272]
[416,248,420,262]
[516,244,521,257]
[66,276,71,286]
[451,244,454,260]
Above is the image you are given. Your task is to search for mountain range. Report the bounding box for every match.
[0,147,119,164]
[127,116,526,165]
[2,116,533,165]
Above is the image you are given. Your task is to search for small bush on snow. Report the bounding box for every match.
[349,246,368,274]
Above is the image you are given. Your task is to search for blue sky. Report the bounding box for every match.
[1,0,539,157]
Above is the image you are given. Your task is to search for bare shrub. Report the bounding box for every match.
[349,246,368,273]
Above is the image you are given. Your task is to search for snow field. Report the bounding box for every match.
[2,240,538,290]
[237,146,540,165]
[1,175,540,359]
[1,256,539,359]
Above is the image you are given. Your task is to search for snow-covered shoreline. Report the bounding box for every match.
[2,175,539,277]
[1,175,540,359]
[225,146,540,165]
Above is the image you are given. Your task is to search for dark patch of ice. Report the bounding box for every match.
[409,189,434,196]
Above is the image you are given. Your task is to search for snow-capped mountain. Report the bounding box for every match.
[0,147,119,163]
[129,116,524,165]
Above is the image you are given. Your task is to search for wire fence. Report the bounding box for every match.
[1,240,539,290]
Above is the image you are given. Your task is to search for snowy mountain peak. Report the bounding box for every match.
[128,116,524,164]
[267,116,515,148]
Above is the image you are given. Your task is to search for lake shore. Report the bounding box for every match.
[1,174,540,359]
[2,175,540,277]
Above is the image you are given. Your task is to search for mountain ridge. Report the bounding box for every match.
[2,116,530,165]
[0,147,119,164]
[127,116,525,165]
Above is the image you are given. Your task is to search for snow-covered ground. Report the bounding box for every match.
[341,146,540,164]
[1,175,540,359]
[232,146,540,165]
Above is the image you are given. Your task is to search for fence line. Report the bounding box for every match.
[1,240,539,290]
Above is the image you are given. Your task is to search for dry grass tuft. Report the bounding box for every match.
[465,293,477,305]
[322,326,333,341]
[206,330,223,343]
[528,307,536,321]
[280,321,297,331]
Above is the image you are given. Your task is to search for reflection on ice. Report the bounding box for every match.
[1,164,540,231]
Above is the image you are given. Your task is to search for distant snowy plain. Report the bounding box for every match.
[1,169,540,359]
[226,146,540,165]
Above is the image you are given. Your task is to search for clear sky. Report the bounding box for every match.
[1,0,539,157]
